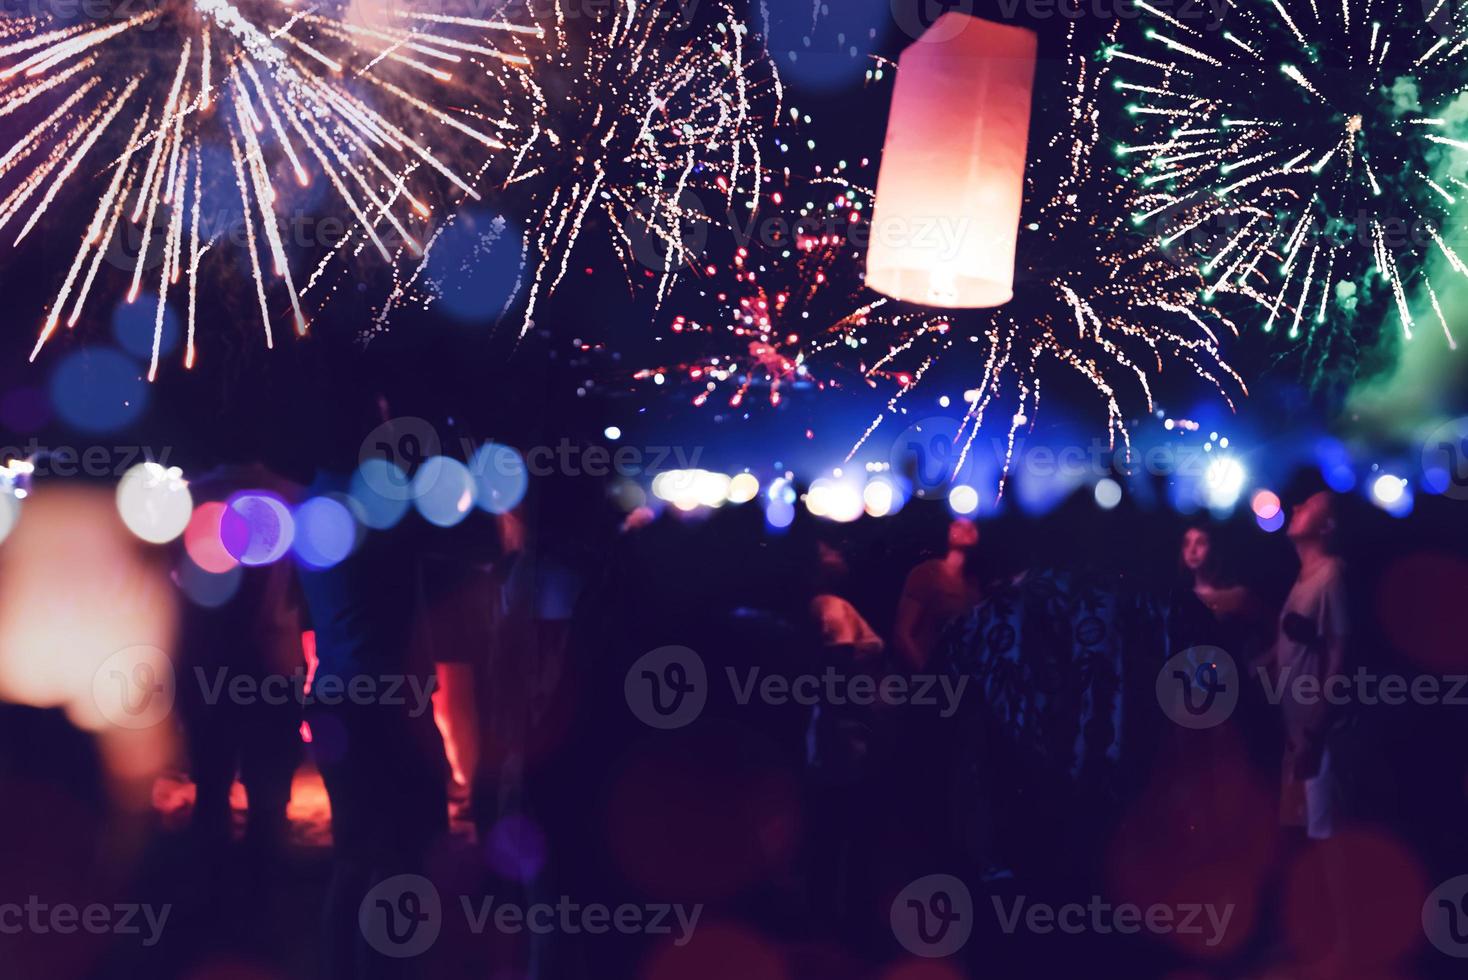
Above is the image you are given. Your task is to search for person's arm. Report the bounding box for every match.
[809,595,845,649]
[851,609,885,659]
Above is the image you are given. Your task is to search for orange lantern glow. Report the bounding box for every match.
[865,14,1037,309]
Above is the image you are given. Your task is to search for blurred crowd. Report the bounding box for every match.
[3,439,1468,980]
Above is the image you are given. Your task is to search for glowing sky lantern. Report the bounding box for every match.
[865,14,1036,309]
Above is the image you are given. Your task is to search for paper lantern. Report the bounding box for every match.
[865,14,1037,309]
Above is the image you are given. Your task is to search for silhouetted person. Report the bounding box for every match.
[1264,490,1349,840]
[176,460,304,856]
[298,477,448,980]
[802,537,886,941]
[893,517,982,670]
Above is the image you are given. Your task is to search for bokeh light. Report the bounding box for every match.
[470,442,528,515]
[115,462,192,544]
[1375,552,1468,672]
[765,498,795,530]
[1094,478,1123,510]
[1371,473,1412,517]
[948,484,979,516]
[807,477,862,522]
[175,554,244,609]
[654,470,733,512]
[48,348,148,433]
[349,459,411,530]
[420,210,524,322]
[222,492,296,566]
[863,477,897,517]
[1283,829,1427,968]
[412,456,476,528]
[184,502,239,574]
[1202,456,1247,510]
[0,491,18,547]
[293,496,358,570]
[1315,438,1356,492]
[1250,489,1281,520]
[112,293,180,362]
[728,472,760,504]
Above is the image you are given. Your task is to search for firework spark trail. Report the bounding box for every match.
[0,1,534,372]
[374,0,780,340]
[1113,0,1468,385]
[633,148,889,412]
[642,23,1241,493]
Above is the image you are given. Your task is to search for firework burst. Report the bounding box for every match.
[843,24,1246,482]
[643,24,1243,488]
[0,0,532,376]
[505,0,780,326]
[1111,0,1468,384]
[633,158,878,409]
